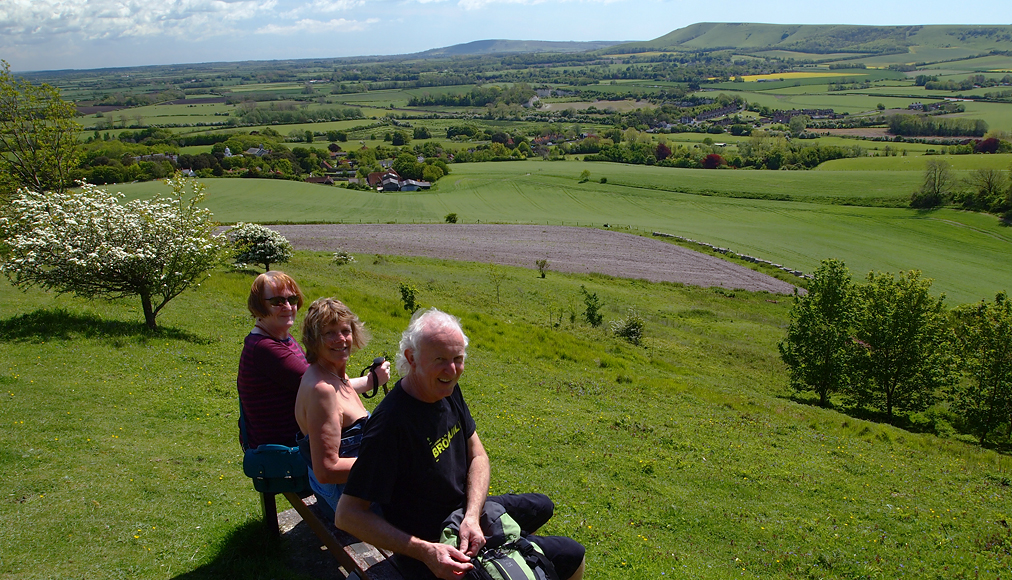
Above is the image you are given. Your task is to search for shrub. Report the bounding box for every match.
[332,249,356,265]
[227,222,293,271]
[422,164,444,183]
[611,308,645,345]
[536,258,549,278]
[444,212,458,224]
[580,285,603,327]
[399,283,419,313]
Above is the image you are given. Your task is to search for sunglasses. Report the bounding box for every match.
[266,295,299,307]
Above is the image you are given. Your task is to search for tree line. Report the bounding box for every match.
[407,83,536,107]
[887,114,988,138]
[780,259,1012,446]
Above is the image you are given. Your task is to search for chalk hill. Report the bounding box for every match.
[608,22,1012,54]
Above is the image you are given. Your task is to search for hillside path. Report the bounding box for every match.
[269,224,799,295]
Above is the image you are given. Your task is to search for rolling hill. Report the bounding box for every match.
[412,39,625,57]
[609,22,1012,55]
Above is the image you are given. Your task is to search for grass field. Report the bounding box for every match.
[817,154,1012,172]
[108,161,1012,304]
[2,252,1010,580]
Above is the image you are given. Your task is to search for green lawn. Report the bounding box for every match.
[1,252,1010,579]
[108,161,1012,304]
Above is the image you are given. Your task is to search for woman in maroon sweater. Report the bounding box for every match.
[236,271,308,449]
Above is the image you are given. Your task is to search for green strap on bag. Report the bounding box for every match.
[439,500,558,580]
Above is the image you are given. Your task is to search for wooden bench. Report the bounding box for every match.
[243,444,405,580]
[281,492,404,580]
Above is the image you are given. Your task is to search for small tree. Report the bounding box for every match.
[581,285,603,327]
[778,259,857,407]
[950,292,1012,445]
[487,263,507,304]
[702,154,725,169]
[0,174,224,329]
[788,115,810,136]
[578,169,591,183]
[444,212,458,224]
[227,223,293,271]
[960,168,1007,212]
[850,270,953,420]
[535,258,549,278]
[399,283,419,313]
[912,159,954,208]
[0,60,81,199]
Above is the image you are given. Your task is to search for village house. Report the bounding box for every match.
[366,168,431,191]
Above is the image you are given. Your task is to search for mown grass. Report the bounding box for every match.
[2,252,1010,579]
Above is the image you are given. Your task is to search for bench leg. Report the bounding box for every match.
[261,492,279,537]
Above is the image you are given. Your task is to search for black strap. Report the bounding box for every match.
[360,356,388,399]
[509,538,560,580]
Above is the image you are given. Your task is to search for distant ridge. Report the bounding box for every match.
[412,39,625,57]
[607,22,1012,54]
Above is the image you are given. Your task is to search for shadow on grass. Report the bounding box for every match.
[0,307,210,344]
[171,520,307,580]
[783,393,1012,455]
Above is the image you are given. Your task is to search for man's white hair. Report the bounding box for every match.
[396,307,468,376]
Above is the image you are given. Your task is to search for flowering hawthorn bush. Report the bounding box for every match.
[0,174,225,329]
[226,222,293,271]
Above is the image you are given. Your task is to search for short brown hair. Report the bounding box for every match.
[302,298,370,364]
[247,271,305,319]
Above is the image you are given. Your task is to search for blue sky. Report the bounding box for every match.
[2,0,1010,72]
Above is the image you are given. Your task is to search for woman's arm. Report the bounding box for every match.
[346,360,391,395]
[303,379,357,484]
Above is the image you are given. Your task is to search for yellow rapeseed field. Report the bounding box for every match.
[735,72,868,82]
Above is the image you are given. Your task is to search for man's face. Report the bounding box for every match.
[406,325,466,403]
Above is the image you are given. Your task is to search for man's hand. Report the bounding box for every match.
[457,515,486,557]
[421,541,474,579]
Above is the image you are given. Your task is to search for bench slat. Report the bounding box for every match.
[283,492,405,580]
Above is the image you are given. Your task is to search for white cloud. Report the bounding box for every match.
[288,0,365,16]
[456,0,624,9]
[0,0,275,41]
[256,17,378,34]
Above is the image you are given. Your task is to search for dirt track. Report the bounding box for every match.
[269,224,799,295]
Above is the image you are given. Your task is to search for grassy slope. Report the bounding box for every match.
[617,23,1012,54]
[111,162,1011,304]
[1,253,1009,579]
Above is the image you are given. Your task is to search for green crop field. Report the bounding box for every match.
[109,160,1012,304]
[817,154,1012,172]
[2,252,1010,580]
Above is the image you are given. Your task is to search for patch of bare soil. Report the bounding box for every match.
[822,128,892,139]
[270,224,799,295]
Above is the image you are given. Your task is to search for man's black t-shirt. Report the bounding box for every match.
[343,380,476,542]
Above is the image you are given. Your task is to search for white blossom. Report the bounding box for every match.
[0,174,225,329]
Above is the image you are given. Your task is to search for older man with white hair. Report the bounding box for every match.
[335,307,585,580]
